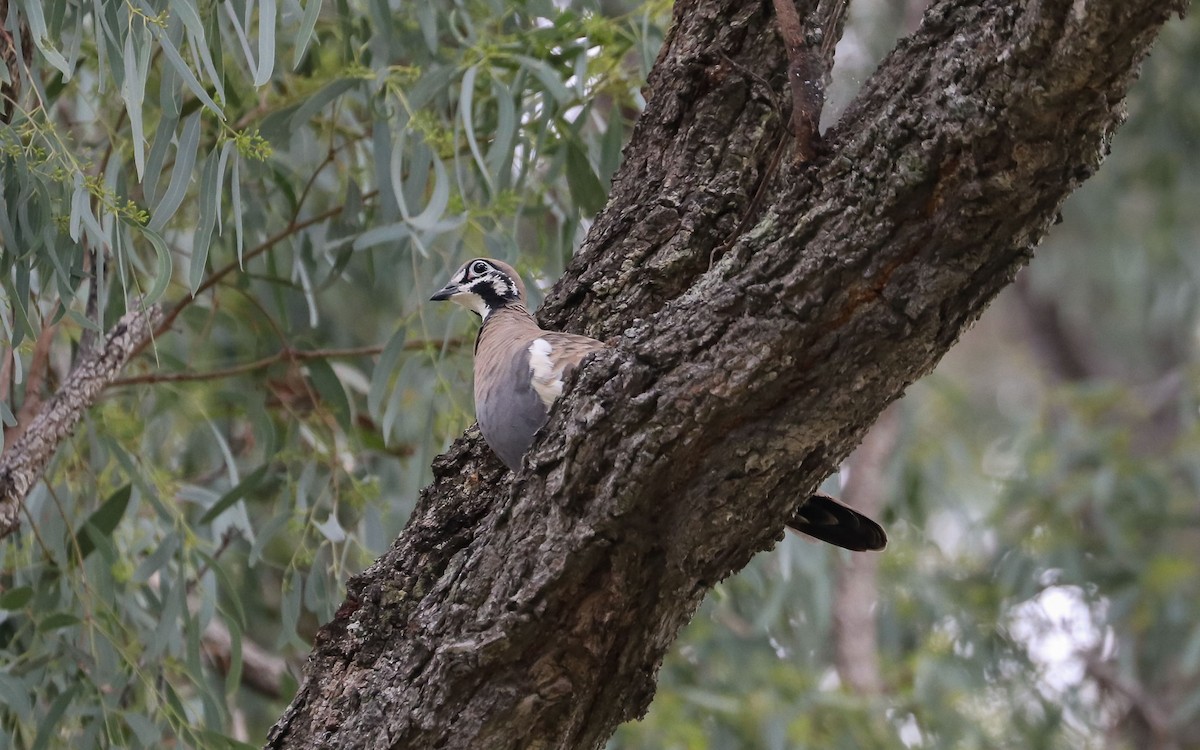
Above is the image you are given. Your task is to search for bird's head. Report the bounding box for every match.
[430,258,527,320]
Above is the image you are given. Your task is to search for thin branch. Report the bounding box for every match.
[0,305,163,540]
[773,0,822,161]
[116,347,378,386]
[79,246,102,356]
[772,0,852,162]
[713,0,848,266]
[136,190,380,361]
[201,614,291,699]
[818,0,852,61]
[112,339,465,387]
[1085,650,1176,748]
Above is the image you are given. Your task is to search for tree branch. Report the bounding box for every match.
[202,616,291,700]
[772,0,822,160]
[1084,650,1176,749]
[267,0,1186,747]
[112,340,464,387]
[772,0,850,161]
[0,305,162,540]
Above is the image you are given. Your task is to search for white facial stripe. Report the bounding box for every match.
[451,290,491,319]
[528,338,564,408]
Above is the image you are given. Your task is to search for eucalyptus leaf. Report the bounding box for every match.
[121,27,149,178]
[307,358,352,431]
[254,0,278,86]
[149,112,202,232]
[293,0,322,69]
[459,65,493,192]
[0,586,33,610]
[140,227,175,303]
[368,326,407,419]
[189,147,226,292]
[199,465,270,525]
[30,684,79,750]
[149,22,223,116]
[71,485,132,565]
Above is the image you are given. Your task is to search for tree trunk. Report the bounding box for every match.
[833,405,899,695]
[266,0,1185,747]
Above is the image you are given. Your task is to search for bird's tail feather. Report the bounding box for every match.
[786,493,887,552]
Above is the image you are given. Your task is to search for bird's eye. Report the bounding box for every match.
[471,261,489,276]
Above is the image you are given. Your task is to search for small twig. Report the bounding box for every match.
[116,348,369,387]
[0,305,163,541]
[188,528,238,595]
[709,137,789,269]
[717,51,784,118]
[291,150,339,228]
[79,246,102,356]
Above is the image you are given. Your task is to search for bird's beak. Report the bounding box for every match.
[430,283,458,301]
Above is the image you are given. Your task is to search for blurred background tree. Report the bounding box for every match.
[0,0,1194,748]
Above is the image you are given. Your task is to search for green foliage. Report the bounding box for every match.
[1,0,659,744]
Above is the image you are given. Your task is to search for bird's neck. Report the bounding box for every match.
[474,303,537,354]
[478,301,531,322]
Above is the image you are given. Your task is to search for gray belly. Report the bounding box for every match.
[476,373,549,472]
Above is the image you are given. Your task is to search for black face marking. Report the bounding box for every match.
[436,259,523,319]
[468,271,517,310]
[459,259,519,304]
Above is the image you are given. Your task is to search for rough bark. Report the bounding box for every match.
[266,0,1185,748]
[0,305,162,539]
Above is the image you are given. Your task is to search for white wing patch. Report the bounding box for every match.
[528,338,565,408]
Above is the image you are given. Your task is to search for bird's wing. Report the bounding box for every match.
[528,332,607,408]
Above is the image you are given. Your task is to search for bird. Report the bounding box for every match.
[431,257,887,552]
